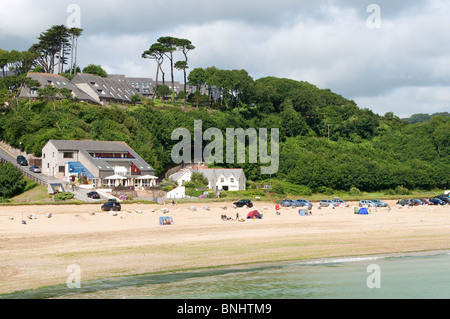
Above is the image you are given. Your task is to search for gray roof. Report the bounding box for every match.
[72,73,141,103]
[46,139,154,174]
[19,73,98,103]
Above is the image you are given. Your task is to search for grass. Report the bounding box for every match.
[10,185,49,202]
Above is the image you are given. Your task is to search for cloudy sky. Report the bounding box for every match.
[1,0,449,117]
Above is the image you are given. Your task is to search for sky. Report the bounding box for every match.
[1,0,449,118]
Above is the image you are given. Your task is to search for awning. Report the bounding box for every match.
[136,175,158,180]
[103,175,127,180]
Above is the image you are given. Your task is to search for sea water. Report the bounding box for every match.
[2,252,450,299]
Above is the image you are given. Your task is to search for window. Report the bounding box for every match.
[59,166,65,173]
[221,178,224,182]
[230,178,234,183]
[63,152,73,159]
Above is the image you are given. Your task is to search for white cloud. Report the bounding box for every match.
[1,0,450,116]
[354,85,450,118]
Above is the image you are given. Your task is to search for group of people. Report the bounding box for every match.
[221,213,240,221]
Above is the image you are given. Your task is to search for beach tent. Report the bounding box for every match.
[159,216,173,225]
[247,210,261,219]
[358,207,369,215]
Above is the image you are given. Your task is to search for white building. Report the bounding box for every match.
[169,168,246,191]
[166,186,186,199]
[41,139,155,187]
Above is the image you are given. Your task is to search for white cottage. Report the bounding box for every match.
[169,168,246,191]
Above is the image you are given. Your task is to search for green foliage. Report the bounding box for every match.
[82,64,108,77]
[54,192,74,201]
[0,162,27,198]
[0,70,448,193]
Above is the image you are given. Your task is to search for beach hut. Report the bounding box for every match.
[358,207,369,215]
[247,210,262,219]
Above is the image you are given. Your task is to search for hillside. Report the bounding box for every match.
[0,76,449,194]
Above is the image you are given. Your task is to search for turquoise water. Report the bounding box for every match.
[2,252,450,299]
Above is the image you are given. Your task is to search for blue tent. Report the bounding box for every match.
[160,216,173,225]
[358,207,369,215]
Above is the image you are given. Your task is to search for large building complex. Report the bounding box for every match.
[42,140,156,188]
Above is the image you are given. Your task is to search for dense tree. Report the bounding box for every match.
[0,162,27,198]
[82,64,108,77]
[30,25,70,74]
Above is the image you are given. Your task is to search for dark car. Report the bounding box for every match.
[101,201,121,211]
[435,194,450,203]
[16,155,28,166]
[396,199,413,206]
[280,199,295,207]
[233,199,253,208]
[87,191,100,199]
[29,166,41,173]
[411,199,424,205]
[429,198,446,205]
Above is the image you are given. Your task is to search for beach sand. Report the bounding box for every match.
[0,200,449,294]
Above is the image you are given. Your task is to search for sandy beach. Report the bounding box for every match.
[1,200,449,294]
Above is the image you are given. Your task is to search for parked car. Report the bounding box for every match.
[429,198,446,205]
[87,191,100,199]
[233,199,253,208]
[16,155,28,166]
[29,166,41,173]
[280,199,295,207]
[371,199,388,207]
[435,194,450,203]
[319,199,338,207]
[419,199,432,205]
[396,199,420,206]
[359,200,377,207]
[294,199,313,208]
[331,198,349,207]
[101,201,121,211]
[411,199,424,205]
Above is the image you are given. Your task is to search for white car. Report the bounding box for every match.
[331,198,349,207]
[359,200,377,207]
[319,199,338,207]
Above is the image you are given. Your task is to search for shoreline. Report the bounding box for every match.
[3,248,450,298]
[1,200,449,295]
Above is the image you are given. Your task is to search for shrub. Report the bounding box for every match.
[394,185,411,195]
[316,186,334,195]
[349,186,361,196]
[54,192,74,201]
